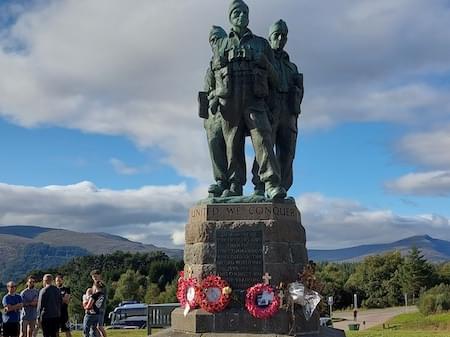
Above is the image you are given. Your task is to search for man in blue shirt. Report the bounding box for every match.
[2,281,23,337]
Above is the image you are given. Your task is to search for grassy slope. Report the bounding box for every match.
[347,311,450,337]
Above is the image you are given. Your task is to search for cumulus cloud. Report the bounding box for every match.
[109,158,139,175]
[0,0,449,180]
[386,170,450,196]
[1,181,448,250]
[303,83,450,130]
[0,181,198,247]
[386,126,450,196]
[297,193,450,249]
[396,126,450,169]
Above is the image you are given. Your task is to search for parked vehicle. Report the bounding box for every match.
[108,303,147,328]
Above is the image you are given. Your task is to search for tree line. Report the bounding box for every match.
[1,250,183,324]
[316,247,450,311]
[2,247,449,322]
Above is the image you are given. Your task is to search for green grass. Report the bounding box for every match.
[69,312,450,337]
[71,329,157,337]
[347,311,450,337]
[347,331,450,337]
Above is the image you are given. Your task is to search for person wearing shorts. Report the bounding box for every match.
[20,276,39,337]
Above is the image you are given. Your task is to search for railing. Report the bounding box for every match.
[147,303,180,335]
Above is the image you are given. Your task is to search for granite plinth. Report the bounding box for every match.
[171,308,320,335]
[176,202,316,336]
[185,202,307,291]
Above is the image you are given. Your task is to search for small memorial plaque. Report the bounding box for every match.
[215,229,263,289]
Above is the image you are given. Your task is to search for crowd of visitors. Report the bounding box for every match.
[1,270,107,337]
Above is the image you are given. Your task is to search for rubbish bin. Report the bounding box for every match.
[348,323,360,331]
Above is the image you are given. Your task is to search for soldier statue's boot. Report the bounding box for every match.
[253,183,265,196]
[221,183,243,197]
[265,182,287,200]
[208,180,229,197]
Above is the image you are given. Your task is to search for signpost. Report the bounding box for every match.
[328,296,334,319]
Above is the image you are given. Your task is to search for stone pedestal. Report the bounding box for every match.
[153,202,345,337]
[185,202,308,289]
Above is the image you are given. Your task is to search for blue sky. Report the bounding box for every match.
[0,0,449,249]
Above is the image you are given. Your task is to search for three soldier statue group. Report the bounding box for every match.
[199,0,304,200]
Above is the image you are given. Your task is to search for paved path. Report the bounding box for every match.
[333,306,417,331]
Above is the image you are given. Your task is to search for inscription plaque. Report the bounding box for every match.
[215,229,263,290]
[189,203,298,223]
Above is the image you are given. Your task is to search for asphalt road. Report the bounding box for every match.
[333,306,418,331]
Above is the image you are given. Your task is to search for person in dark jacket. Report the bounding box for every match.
[83,281,106,337]
[37,274,61,337]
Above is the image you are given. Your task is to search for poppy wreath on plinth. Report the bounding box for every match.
[245,283,280,319]
[176,273,198,309]
[196,275,232,313]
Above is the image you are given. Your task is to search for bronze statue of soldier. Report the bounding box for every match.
[252,19,304,195]
[199,26,229,197]
[212,0,286,199]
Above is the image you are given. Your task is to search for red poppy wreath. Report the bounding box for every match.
[176,273,198,309]
[196,275,232,313]
[245,283,280,319]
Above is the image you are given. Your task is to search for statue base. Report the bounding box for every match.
[164,201,345,336]
[170,307,320,335]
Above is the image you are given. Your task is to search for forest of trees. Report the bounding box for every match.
[1,250,183,323]
[316,248,450,312]
[2,247,449,323]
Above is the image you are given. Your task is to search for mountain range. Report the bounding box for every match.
[309,235,450,263]
[0,225,183,283]
[1,225,449,283]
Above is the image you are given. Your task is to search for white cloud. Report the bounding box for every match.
[0,181,196,247]
[1,182,449,249]
[171,229,185,246]
[0,0,449,180]
[303,83,450,130]
[297,193,450,249]
[396,126,450,169]
[109,158,139,175]
[386,126,450,196]
[386,170,450,197]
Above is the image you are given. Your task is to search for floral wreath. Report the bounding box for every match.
[196,275,232,313]
[245,283,280,319]
[176,272,198,309]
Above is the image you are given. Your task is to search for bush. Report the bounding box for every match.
[419,284,450,315]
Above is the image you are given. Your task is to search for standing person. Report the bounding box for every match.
[90,270,102,283]
[90,271,106,337]
[37,274,61,337]
[83,282,105,337]
[2,281,23,337]
[55,275,72,337]
[20,276,39,337]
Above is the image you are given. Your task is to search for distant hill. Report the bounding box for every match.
[309,235,450,263]
[0,225,183,283]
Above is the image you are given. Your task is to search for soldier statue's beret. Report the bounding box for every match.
[228,0,249,20]
[269,19,289,38]
[209,25,227,42]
